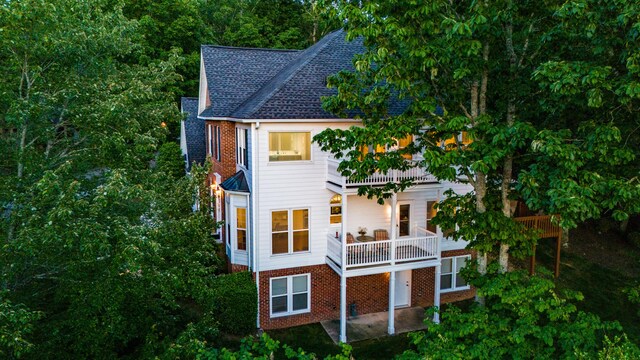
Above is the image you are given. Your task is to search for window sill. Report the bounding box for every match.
[440,285,471,294]
[270,309,311,318]
[267,160,314,166]
[270,251,311,257]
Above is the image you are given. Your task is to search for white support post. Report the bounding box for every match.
[340,275,347,343]
[389,194,397,265]
[341,194,348,268]
[433,264,441,324]
[388,271,396,335]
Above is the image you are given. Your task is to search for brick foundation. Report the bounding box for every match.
[258,264,340,329]
[258,249,476,330]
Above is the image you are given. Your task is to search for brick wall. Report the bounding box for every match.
[258,264,340,329]
[257,251,476,330]
[206,120,237,181]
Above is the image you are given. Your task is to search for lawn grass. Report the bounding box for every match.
[267,322,414,359]
[533,239,640,343]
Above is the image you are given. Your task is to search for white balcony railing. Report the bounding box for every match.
[327,228,439,270]
[327,158,438,187]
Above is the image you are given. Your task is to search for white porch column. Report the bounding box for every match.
[389,193,397,265]
[388,271,396,334]
[341,194,348,268]
[340,274,347,343]
[433,264,441,323]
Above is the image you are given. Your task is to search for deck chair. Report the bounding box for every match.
[373,229,389,241]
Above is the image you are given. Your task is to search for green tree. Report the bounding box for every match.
[0,0,222,358]
[314,0,640,280]
[0,294,42,359]
[399,265,640,359]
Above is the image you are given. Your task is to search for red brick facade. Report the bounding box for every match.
[257,249,475,330]
[205,120,237,181]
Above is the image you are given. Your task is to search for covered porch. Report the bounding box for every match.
[320,306,427,344]
[327,190,443,343]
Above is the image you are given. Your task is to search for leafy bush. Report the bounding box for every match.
[627,231,640,248]
[0,294,42,359]
[399,264,639,359]
[211,272,258,335]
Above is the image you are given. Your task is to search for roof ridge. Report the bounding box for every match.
[230,30,344,118]
[201,44,301,53]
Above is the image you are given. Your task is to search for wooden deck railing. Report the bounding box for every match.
[515,215,561,238]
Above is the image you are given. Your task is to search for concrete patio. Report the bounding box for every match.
[320,306,428,344]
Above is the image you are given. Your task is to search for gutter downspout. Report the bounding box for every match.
[251,122,260,330]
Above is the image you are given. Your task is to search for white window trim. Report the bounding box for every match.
[269,274,311,317]
[215,126,221,161]
[236,207,247,251]
[270,208,310,255]
[236,128,247,168]
[440,255,471,293]
[207,124,213,157]
[267,131,313,163]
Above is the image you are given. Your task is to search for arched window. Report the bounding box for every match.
[330,195,342,224]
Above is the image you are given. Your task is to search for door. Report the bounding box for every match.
[397,202,412,237]
[395,270,411,308]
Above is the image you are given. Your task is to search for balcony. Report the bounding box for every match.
[327,227,439,270]
[326,158,438,189]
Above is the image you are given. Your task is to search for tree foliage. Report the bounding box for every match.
[314,0,640,272]
[0,0,224,358]
[399,265,640,359]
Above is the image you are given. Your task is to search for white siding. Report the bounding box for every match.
[255,122,351,271]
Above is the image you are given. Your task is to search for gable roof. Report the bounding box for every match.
[181,97,205,171]
[200,30,366,120]
[200,45,300,118]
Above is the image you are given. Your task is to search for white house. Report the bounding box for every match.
[181,30,475,343]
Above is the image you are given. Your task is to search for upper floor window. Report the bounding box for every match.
[441,256,470,292]
[272,209,309,254]
[236,128,248,167]
[358,135,413,160]
[214,126,221,161]
[330,195,342,224]
[237,207,247,251]
[269,132,311,162]
[207,124,213,157]
[443,131,472,149]
[426,200,437,234]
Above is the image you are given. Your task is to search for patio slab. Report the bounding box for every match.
[320,306,428,344]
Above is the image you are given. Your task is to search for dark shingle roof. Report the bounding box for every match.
[200,30,368,119]
[181,97,205,171]
[220,170,250,193]
[201,45,300,118]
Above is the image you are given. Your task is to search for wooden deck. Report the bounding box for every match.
[515,215,563,277]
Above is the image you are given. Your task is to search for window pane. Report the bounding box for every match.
[272,278,287,296]
[237,229,246,250]
[293,209,308,230]
[272,232,288,254]
[269,132,311,161]
[330,215,342,224]
[293,231,309,252]
[237,208,246,229]
[456,257,467,272]
[330,195,342,204]
[330,206,342,215]
[272,295,287,313]
[441,274,452,290]
[292,293,308,311]
[272,211,288,231]
[292,276,307,292]
[456,273,467,287]
[442,258,452,273]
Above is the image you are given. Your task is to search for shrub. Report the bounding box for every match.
[211,272,257,335]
